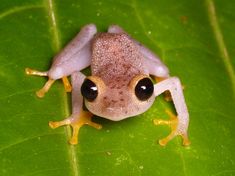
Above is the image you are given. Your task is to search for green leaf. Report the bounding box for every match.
[1,0,235,175]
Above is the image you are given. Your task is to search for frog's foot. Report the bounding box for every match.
[155,77,172,101]
[49,111,102,145]
[153,110,190,146]
[25,68,72,97]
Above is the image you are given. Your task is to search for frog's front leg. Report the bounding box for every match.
[49,72,102,144]
[25,24,97,97]
[153,77,190,146]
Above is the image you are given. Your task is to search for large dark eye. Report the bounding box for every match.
[81,79,98,102]
[135,77,154,101]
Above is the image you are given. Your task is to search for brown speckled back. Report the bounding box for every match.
[91,33,146,86]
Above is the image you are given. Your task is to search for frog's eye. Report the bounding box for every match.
[135,77,154,101]
[130,75,154,101]
[81,76,105,102]
[81,79,98,101]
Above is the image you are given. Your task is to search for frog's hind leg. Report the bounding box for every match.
[49,72,102,144]
[153,77,190,146]
[25,68,56,97]
[108,25,125,33]
[25,68,71,98]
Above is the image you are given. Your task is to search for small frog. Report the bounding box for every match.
[26,24,190,146]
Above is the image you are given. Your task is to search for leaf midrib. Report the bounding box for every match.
[44,0,79,176]
[205,0,235,98]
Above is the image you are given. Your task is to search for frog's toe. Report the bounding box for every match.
[154,110,190,146]
[25,68,48,76]
[62,76,72,92]
[49,110,102,145]
[157,131,190,146]
[25,68,72,96]
[25,67,56,97]
[35,79,55,98]
[35,77,70,97]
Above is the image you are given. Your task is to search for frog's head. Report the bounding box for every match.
[81,74,155,121]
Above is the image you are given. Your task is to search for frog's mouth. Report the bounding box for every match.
[89,107,135,121]
[85,96,155,121]
[102,107,132,121]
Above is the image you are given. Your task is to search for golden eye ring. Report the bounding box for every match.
[129,74,154,101]
[81,76,105,102]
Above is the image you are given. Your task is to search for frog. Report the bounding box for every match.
[25,24,190,146]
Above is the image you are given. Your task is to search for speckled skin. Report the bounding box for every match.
[85,33,154,120]
[92,33,146,82]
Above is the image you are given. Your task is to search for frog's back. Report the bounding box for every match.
[91,33,146,85]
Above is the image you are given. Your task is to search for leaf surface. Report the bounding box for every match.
[0,0,235,175]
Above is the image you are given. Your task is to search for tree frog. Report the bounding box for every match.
[25,24,190,146]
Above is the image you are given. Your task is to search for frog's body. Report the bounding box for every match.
[26,24,190,146]
[89,33,154,120]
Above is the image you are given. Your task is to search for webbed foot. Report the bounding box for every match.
[49,110,102,144]
[154,110,190,146]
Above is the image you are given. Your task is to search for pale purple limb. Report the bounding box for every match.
[108,24,125,33]
[48,24,97,79]
[144,59,169,77]
[59,71,86,123]
[154,77,189,134]
[49,43,92,79]
[71,71,86,114]
[53,24,96,66]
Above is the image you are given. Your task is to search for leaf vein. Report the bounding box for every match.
[212,169,235,176]
[178,146,188,176]
[23,168,66,176]
[0,5,43,20]
[0,89,37,100]
[131,0,163,57]
[205,0,235,97]
[44,0,60,52]
[44,1,79,176]
[0,133,62,152]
